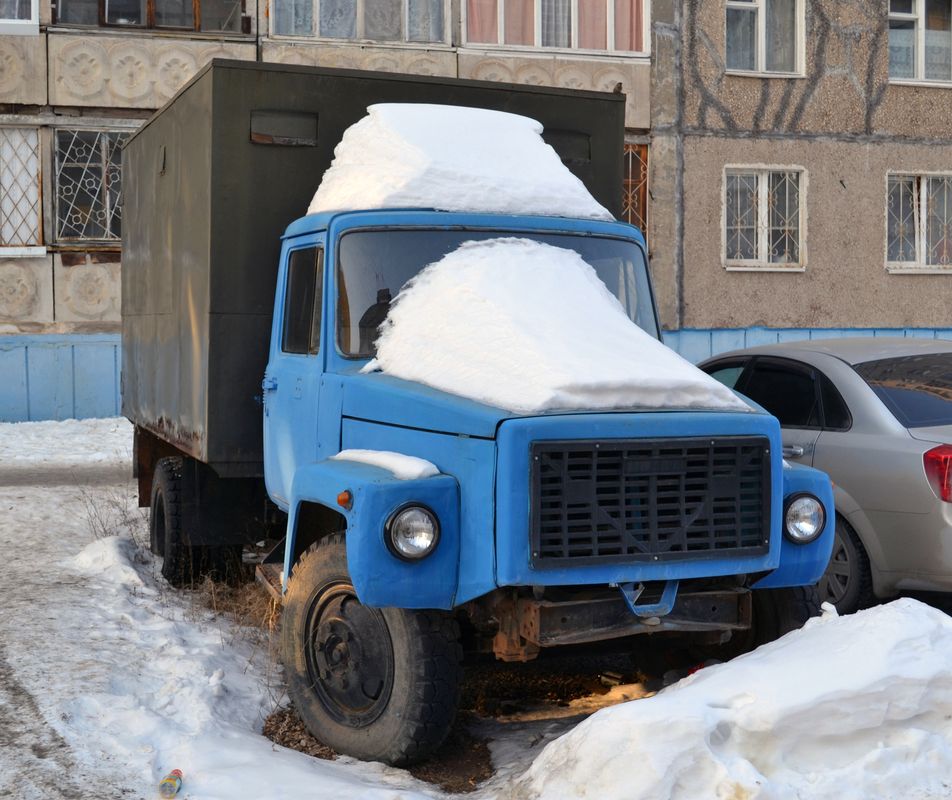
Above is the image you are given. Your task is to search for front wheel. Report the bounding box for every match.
[750,585,821,645]
[281,534,462,766]
[694,585,820,662]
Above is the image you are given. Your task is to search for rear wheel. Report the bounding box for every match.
[150,457,239,587]
[817,517,873,615]
[281,534,462,765]
[151,456,198,586]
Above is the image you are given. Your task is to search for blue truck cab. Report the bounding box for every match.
[120,62,833,767]
[263,208,833,764]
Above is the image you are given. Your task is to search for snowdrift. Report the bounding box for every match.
[510,599,952,800]
[307,104,612,220]
[367,238,749,414]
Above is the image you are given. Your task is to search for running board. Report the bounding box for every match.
[255,562,283,604]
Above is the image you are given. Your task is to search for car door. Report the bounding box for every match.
[263,243,325,507]
[735,357,822,465]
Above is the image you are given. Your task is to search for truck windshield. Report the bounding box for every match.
[337,229,656,358]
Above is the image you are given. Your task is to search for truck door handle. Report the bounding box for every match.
[782,444,805,458]
[262,377,278,391]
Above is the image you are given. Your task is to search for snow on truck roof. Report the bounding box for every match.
[365,238,750,414]
[307,103,613,221]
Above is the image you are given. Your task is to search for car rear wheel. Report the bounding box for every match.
[817,517,873,615]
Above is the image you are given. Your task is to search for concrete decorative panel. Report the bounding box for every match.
[0,256,53,324]
[458,51,650,129]
[0,34,47,105]
[49,33,256,108]
[53,254,121,323]
[261,41,457,78]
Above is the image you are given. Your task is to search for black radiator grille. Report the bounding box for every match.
[530,437,771,567]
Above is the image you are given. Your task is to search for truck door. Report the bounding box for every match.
[263,243,325,507]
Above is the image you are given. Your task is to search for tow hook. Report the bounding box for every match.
[618,580,680,620]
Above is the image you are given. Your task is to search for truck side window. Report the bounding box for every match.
[282,247,323,355]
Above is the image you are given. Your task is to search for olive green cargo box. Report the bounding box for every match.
[121,59,626,476]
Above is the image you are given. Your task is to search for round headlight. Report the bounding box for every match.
[386,505,440,560]
[784,494,825,544]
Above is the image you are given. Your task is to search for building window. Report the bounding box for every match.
[0,0,38,33]
[725,0,802,74]
[464,0,649,54]
[889,0,952,82]
[0,128,41,249]
[55,130,127,243]
[622,142,648,235]
[272,0,447,42]
[56,0,245,32]
[724,167,804,269]
[887,174,952,271]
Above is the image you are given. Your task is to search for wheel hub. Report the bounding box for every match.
[820,532,850,604]
[304,582,394,727]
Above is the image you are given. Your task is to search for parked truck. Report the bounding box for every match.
[122,60,834,766]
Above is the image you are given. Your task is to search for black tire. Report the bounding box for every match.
[695,585,820,662]
[150,456,183,561]
[817,517,874,615]
[749,585,821,645]
[281,534,462,766]
[150,456,202,587]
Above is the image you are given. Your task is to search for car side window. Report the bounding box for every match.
[741,361,820,428]
[705,361,748,389]
[282,247,324,355]
[818,372,851,430]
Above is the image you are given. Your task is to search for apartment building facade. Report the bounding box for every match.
[654,0,952,360]
[0,0,948,420]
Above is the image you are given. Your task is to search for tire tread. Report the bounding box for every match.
[284,535,462,766]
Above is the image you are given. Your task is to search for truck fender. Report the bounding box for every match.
[283,459,461,610]
[753,462,835,590]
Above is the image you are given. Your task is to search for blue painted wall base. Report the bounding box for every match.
[665,327,952,364]
[1,328,950,422]
[0,334,121,422]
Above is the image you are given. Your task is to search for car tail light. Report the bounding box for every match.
[924,445,952,503]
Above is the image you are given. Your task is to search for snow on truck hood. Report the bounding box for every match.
[363,238,750,415]
[307,103,613,220]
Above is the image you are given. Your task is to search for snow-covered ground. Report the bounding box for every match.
[3,418,952,800]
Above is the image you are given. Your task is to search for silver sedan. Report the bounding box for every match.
[699,338,952,614]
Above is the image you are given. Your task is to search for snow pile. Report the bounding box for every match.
[308,104,612,221]
[71,535,145,588]
[366,238,749,414]
[65,535,436,800]
[331,449,439,480]
[0,417,131,464]
[512,599,952,800]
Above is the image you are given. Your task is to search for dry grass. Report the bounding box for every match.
[77,483,150,549]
